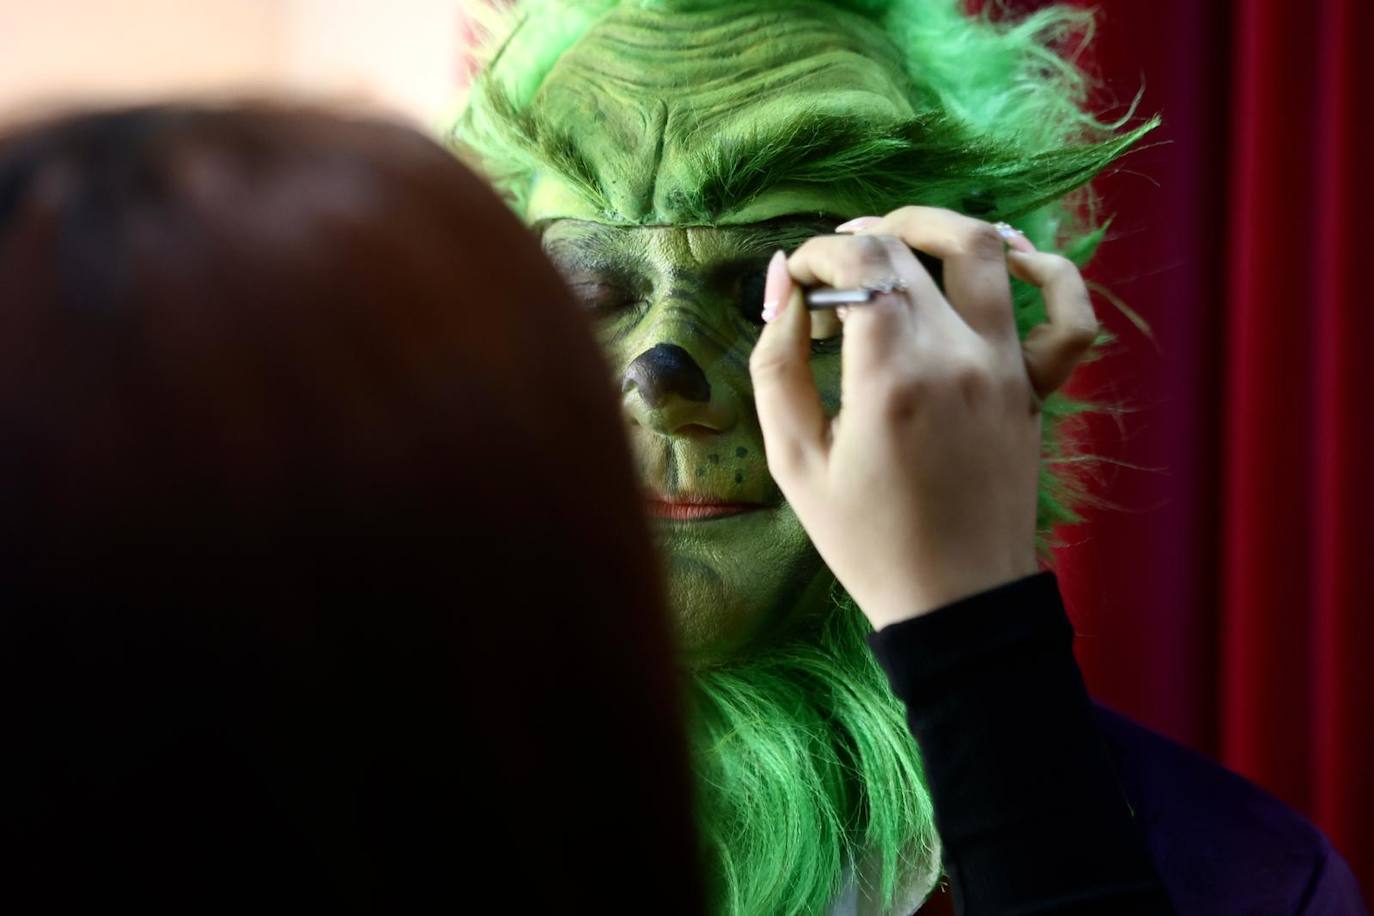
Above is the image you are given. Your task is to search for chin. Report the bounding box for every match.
[651,503,833,665]
[664,568,835,671]
[668,591,769,668]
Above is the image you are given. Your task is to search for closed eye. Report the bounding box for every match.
[564,278,645,316]
[547,254,649,318]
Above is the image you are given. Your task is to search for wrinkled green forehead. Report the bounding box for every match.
[523,1,914,225]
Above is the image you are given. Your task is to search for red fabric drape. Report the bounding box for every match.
[1051,0,1374,896]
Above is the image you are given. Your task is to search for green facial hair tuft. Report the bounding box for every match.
[454,2,1156,913]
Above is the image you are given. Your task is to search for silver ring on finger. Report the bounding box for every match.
[864,277,908,296]
[804,277,908,311]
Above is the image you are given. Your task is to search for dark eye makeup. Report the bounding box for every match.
[724,259,842,356]
[562,274,646,316]
[728,260,772,326]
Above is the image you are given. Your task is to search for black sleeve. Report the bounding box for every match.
[866,572,1175,915]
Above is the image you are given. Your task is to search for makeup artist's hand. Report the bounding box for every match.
[748,207,1097,629]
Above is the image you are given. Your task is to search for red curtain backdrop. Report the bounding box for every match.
[1039,0,1374,897]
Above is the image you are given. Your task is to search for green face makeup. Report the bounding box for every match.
[541,218,844,661]
[513,4,923,659]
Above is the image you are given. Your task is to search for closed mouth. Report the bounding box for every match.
[645,496,763,521]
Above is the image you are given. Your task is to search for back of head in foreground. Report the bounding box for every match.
[455,0,1157,912]
[0,103,700,912]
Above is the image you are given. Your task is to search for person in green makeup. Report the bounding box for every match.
[454,1,1156,912]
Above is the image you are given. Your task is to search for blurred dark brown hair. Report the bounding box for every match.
[0,103,699,912]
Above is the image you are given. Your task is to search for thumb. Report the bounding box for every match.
[749,251,828,484]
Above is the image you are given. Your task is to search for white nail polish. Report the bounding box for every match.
[835,216,880,233]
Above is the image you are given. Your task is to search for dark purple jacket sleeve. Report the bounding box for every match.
[1093,705,1368,915]
[868,572,1173,915]
[869,571,1368,916]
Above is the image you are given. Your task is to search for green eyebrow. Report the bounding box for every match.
[504,101,920,225]
[687,112,918,221]
[727,218,838,253]
[536,216,835,245]
[517,102,1155,227]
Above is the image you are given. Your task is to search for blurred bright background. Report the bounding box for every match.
[0,0,473,130]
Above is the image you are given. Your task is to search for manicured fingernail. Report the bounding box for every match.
[761,249,790,323]
[835,216,881,233]
[994,221,1036,253]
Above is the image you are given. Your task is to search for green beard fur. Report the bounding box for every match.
[689,587,939,915]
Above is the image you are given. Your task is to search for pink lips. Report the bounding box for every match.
[645,496,760,521]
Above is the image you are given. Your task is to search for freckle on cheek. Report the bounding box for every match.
[708,454,720,465]
[734,472,743,484]
[735,447,747,458]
